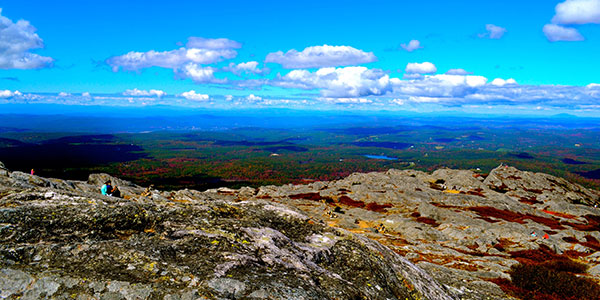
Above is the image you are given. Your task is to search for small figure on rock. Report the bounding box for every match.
[376,223,387,234]
[30,169,34,175]
[141,184,154,197]
[101,180,120,197]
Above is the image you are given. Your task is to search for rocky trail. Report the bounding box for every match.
[1,160,599,299]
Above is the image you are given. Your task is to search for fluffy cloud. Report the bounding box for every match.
[186,37,242,49]
[246,94,262,102]
[552,0,600,24]
[0,9,53,69]
[490,78,517,86]
[265,45,376,69]
[479,24,507,39]
[0,89,22,98]
[543,24,584,41]
[123,88,166,97]
[224,61,269,75]
[405,62,437,74]
[107,48,237,72]
[106,36,239,77]
[273,66,391,98]
[180,64,225,83]
[445,68,473,75]
[58,92,71,97]
[179,90,209,101]
[400,40,423,52]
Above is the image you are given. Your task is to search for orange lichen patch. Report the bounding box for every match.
[144,228,156,233]
[444,190,461,194]
[468,206,566,230]
[356,220,371,229]
[541,210,577,219]
[326,220,339,227]
[338,195,365,208]
[365,202,393,213]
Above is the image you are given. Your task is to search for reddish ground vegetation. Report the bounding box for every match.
[563,214,600,231]
[337,195,365,208]
[506,175,522,180]
[541,209,577,219]
[509,244,568,264]
[497,244,600,299]
[518,196,542,205]
[468,206,565,229]
[492,259,600,300]
[365,202,393,213]
[410,212,441,227]
[493,238,516,252]
[582,235,600,251]
[465,189,486,197]
[563,236,579,243]
[289,192,323,200]
[489,183,510,193]
[523,187,545,194]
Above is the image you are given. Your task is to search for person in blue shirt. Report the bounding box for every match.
[101,180,112,196]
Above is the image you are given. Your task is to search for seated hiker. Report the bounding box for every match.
[101,180,113,196]
[110,186,121,198]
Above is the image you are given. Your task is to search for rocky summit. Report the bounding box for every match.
[1,162,599,300]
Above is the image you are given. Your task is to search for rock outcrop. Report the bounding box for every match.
[0,164,453,300]
[1,162,599,300]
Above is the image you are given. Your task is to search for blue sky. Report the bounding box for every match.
[0,0,599,115]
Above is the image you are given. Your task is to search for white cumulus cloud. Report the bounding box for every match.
[400,40,423,52]
[186,37,242,49]
[0,89,22,98]
[106,36,240,81]
[180,64,225,83]
[265,45,376,69]
[273,66,391,98]
[445,68,473,75]
[246,94,262,102]
[58,92,71,97]
[543,24,584,41]
[179,90,209,101]
[552,0,600,24]
[405,62,437,74]
[224,61,269,75]
[479,24,507,39]
[0,9,53,69]
[490,78,517,86]
[123,88,166,97]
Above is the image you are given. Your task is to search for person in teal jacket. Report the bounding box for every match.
[101,180,112,196]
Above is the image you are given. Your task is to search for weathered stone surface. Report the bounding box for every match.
[0,161,455,300]
[1,161,599,299]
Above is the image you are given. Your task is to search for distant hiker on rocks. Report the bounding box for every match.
[101,180,120,197]
[101,180,112,196]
